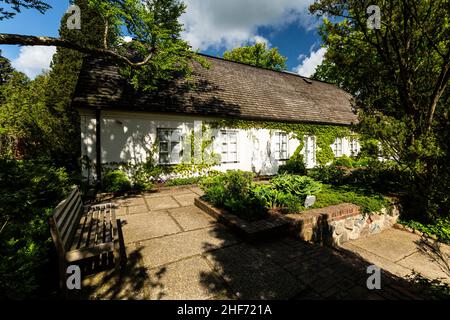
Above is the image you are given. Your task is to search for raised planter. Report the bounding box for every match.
[195,196,401,246]
[194,197,291,241]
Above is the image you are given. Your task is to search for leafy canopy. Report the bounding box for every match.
[0,0,201,92]
[310,0,450,219]
[223,42,287,71]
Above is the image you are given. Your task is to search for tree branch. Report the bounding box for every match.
[0,33,156,67]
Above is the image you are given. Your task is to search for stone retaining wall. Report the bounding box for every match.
[287,203,400,246]
[195,197,401,246]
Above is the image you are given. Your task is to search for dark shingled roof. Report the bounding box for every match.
[72,54,358,125]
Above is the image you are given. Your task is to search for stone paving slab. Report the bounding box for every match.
[168,206,217,231]
[147,256,229,300]
[344,229,419,262]
[172,193,199,207]
[342,228,450,285]
[144,188,194,198]
[189,186,204,196]
[342,242,412,278]
[121,210,182,244]
[115,196,146,207]
[138,226,240,269]
[398,252,450,284]
[127,204,149,215]
[204,243,304,300]
[145,196,180,211]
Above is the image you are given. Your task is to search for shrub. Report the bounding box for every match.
[333,155,354,167]
[271,174,322,200]
[0,160,70,299]
[253,184,303,214]
[399,218,450,245]
[308,165,346,185]
[278,151,306,175]
[199,170,268,220]
[102,170,132,193]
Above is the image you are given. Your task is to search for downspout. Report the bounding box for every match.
[95,107,102,189]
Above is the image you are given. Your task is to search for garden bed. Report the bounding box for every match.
[195,196,401,245]
[194,197,290,241]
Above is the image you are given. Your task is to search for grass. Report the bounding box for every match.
[164,176,202,187]
[312,184,391,214]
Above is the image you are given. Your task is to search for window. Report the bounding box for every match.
[157,128,182,164]
[333,138,343,158]
[304,135,317,168]
[274,132,288,160]
[350,138,360,156]
[220,130,238,163]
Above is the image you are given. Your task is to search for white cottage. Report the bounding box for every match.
[72,54,359,181]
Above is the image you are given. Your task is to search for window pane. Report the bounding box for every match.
[171,142,181,163]
[230,152,237,162]
[221,152,228,162]
[160,142,168,152]
[158,129,169,141]
[171,130,181,142]
[159,153,169,164]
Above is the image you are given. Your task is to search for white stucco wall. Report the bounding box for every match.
[79,110,359,179]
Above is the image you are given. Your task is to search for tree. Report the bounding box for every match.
[0,51,14,85]
[42,0,111,173]
[0,0,197,91]
[223,43,287,71]
[310,0,450,219]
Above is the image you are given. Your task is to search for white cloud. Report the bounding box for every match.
[12,46,56,79]
[293,47,327,77]
[180,0,316,51]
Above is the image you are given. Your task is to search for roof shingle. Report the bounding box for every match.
[72,54,358,125]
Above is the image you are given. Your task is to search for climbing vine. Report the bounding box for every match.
[211,119,358,166]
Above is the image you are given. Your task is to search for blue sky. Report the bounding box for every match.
[0,0,326,79]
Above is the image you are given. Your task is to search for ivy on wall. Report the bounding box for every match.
[211,119,357,166]
[87,118,361,184]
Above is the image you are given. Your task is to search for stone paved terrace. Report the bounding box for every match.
[76,186,450,300]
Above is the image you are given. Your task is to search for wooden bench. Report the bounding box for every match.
[49,186,125,289]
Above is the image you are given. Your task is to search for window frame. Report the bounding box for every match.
[274,131,289,161]
[157,128,183,165]
[220,130,239,164]
[333,138,343,158]
[350,138,359,156]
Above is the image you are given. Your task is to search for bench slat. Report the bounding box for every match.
[61,200,83,250]
[69,213,88,251]
[105,209,112,243]
[88,207,100,248]
[78,207,94,250]
[54,188,78,221]
[65,242,115,262]
[97,207,106,245]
